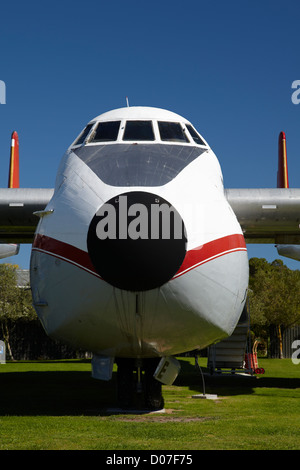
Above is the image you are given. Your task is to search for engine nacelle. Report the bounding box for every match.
[276,244,300,262]
[0,244,19,259]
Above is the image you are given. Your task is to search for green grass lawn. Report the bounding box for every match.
[0,357,299,450]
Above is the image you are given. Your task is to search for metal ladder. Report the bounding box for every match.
[207,304,251,375]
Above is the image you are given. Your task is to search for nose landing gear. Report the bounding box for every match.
[116,358,164,411]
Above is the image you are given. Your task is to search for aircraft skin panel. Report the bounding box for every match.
[30,247,248,357]
[173,233,246,278]
[31,232,247,284]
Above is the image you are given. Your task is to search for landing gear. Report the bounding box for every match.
[116,358,164,411]
[144,358,164,410]
[116,358,135,409]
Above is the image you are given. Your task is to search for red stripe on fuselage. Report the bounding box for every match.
[32,233,247,281]
[33,234,99,277]
[173,233,246,279]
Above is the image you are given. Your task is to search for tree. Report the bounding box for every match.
[249,258,300,357]
[0,264,36,360]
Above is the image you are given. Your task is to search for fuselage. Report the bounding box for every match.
[30,107,249,358]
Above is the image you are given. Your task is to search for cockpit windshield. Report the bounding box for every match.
[73,123,94,146]
[72,117,207,148]
[123,121,155,141]
[186,124,206,146]
[158,121,189,143]
[90,121,121,142]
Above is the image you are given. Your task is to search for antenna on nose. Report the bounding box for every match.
[126,96,130,107]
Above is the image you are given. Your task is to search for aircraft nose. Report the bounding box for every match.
[87,191,187,291]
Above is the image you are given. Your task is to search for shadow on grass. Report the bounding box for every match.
[1,359,299,416]
[0,369,118,416]
[176,359,300,397]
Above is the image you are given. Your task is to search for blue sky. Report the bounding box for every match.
[0,0,300,269]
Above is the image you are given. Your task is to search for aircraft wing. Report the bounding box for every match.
[1,187,299,245]
[0,132,53,247]
[0,188,53,242]
[227,132,300,262]
[1,186,299,244]
[226,188,300,244]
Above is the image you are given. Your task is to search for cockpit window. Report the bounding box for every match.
[123,121,155,141]
[90,121,121,142]
[158,122,189,143]
[73,123,94,146]
[186,124,206,146]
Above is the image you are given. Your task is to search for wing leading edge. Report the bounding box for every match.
[226,187,300,244]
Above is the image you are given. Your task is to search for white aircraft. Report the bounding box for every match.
[1,106,300,409]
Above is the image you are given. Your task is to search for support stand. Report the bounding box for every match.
[192,356,218,400]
